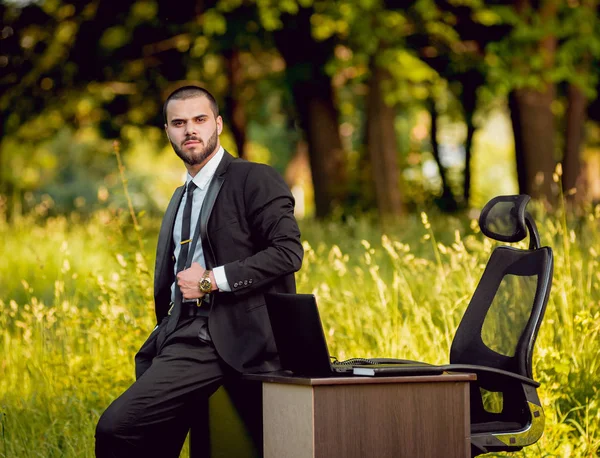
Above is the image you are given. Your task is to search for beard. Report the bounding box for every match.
[171,127,219,166]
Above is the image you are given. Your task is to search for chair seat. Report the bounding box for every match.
[471,420,524,434]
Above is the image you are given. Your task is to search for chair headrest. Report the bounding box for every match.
[479,194,531,243]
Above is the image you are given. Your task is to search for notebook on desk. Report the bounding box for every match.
[264,293,441,377]
[353,363,443,377]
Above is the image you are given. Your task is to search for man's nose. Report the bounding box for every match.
[185,122,197,136]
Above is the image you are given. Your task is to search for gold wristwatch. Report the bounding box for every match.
[198,270,212,294]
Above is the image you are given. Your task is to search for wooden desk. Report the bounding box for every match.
[245,372,475,458]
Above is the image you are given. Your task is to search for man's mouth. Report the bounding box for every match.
[183,138,201,147]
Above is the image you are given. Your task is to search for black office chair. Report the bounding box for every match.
[440,194,553,456]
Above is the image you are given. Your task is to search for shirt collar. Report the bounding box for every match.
[186,146,224,190]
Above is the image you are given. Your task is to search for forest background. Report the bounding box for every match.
[2,0,600,456]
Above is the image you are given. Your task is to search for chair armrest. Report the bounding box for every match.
[439,364,540,388]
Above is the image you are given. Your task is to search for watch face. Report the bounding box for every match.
[199,278,211,292]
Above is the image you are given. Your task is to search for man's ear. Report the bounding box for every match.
[165,125,171,142]
[217,116,223,135]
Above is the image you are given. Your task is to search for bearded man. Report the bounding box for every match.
[95,85,303,457]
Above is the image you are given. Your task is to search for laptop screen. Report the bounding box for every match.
[265,293,334,377]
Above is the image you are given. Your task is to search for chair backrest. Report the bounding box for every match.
[449,195,553,380]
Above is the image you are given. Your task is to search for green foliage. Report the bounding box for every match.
[201,9,228,36]
[2,199,600,456]
[2,0,600,221]
[486,1,600,95]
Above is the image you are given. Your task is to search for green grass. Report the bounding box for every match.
[1,201,599,457]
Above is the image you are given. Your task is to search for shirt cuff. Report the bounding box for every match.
[213,265,231,292]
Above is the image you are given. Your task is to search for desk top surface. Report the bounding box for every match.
[244,371,476,386]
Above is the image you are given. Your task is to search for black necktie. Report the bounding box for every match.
[177,181,197,275]
[167,181,197,334]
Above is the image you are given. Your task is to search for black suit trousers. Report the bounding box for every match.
[95,316,228,458]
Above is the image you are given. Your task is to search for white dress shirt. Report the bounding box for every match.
[170,146,231,303]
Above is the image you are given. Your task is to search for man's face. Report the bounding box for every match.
[164,96,223,171]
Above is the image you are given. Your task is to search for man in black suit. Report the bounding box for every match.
[95,86,303,457]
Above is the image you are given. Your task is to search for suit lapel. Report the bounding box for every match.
[198,151,234,268]
[154,185,185,294]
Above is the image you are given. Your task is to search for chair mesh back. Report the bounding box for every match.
[449,246,553,379]
[481,273,537,357]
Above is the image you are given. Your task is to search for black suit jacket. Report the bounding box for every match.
[153,151,303,373]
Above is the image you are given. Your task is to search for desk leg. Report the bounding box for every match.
[263,384,315,458]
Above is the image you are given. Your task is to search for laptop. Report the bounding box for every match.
[265,293,442,377]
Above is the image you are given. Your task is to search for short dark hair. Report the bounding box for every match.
[163,86,219,124]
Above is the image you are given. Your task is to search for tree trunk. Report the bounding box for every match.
[458,71,481,207]
[365,64,403,218]
[430,99,458,212]
[508,0,558,205]
[509,86,557,203]
[508,91,526,195]
[464,118,475,206]
[274,8,347,218]
[0,113,4,194]
[355,139,376,213]
[223,48,247,158]
[562,83,587,202]
[297,87,347,217]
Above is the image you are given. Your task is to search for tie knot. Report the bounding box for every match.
[186,181,197,195]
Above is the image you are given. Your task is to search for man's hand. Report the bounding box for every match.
[177,262,205,300]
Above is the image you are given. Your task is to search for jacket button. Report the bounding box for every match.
[249,279,253,284]
[234,282,239,288]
